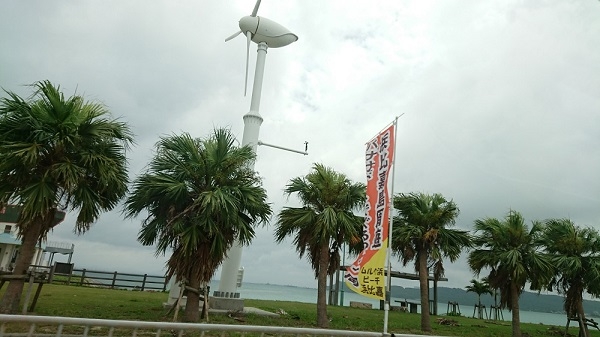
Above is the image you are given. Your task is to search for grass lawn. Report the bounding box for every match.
[0,284,596,337]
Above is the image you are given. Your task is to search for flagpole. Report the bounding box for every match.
[383,115,400,335]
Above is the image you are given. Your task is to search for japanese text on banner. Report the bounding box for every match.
[344,124,394,300]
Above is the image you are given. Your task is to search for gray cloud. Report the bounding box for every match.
[1,0,599,291]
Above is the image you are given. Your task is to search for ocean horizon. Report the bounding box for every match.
[215,281,571,327]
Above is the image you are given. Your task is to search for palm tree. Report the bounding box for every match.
[391,192,471,332]
[540,219,600,337]
[124,129,271,322]
[466,279,492,319]
[468,210,553,337]
[0,80,133,313]
[274,163,365,328]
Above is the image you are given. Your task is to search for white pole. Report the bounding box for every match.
[383,116,399,335]
[257,141,308,155]
[217,42,268,298]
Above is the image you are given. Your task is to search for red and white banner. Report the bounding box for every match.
[345,124,394,300]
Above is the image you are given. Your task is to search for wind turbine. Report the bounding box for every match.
[215,0,298,301]
[225,0,298,96]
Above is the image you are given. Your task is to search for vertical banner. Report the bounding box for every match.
[345,124,395,300]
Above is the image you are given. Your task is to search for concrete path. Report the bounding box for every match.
[209,306,279,317]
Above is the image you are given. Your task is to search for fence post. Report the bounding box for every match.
[22,273,34,315]
[111,271,117,289]
[141,274,147,291]
[49,264,55,283]
[80,269,86,286]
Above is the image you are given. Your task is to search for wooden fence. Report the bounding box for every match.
[31,265,169,292]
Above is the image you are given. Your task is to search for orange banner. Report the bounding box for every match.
[345,124,394,300]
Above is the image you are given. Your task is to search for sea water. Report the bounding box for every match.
[226,282,570,326]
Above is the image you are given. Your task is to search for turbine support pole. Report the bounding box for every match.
[248,42,268,118]
[215,42,268,299]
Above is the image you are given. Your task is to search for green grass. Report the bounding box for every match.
[1,284,597,337]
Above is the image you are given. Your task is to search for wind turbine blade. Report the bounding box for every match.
[251,0,261,16]
[225,30,242,42]
[244,31,251,96]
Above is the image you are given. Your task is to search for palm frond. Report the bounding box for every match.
[124,127,271,283]
[391,192,468,274]
[274,163,365,278]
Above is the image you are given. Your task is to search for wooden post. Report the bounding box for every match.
[80,269,86,286]
[141,274,147,291]
[111,271,118,289]
[29,282,45,312]
[327,273,334,305]
[48,265,55,283]
[565,316,572,337]
[203,284,209,322]
[433,278,438,315]
[173,279,185,322]
[22,273,35,314]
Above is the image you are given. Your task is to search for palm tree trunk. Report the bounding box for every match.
[493,289,498,320]
[577,297,590,337]
[510,282,521,337]
[418,250,431,332]
[183,277,201,322]
[316,243,330,328]
[0,220,43,314]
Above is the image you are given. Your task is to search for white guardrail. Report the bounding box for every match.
[0,315,433,337]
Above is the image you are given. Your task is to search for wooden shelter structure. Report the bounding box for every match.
[337,266,448,315]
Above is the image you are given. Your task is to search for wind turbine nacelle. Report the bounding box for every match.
[239,16,298,48]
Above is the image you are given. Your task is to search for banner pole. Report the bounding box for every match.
[383,116,399,335]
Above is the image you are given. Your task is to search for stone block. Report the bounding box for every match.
[350,301,372,309]
[210,296,244,311]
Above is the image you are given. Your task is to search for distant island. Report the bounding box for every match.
[325,282,600,316]
[382,284,600,317]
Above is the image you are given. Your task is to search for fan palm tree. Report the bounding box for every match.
[0,80,133,313]
[124,129,271,322]
[468,210,553,337]
[466,279,492,319]
[540,219,600,337]
[274,163,365,328]
[391,192,471,332]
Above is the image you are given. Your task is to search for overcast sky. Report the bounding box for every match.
[1,1,599,293]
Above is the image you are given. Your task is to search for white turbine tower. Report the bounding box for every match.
[214,0,298,302]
